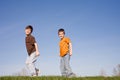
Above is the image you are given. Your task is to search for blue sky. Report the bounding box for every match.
[0,0,120,76]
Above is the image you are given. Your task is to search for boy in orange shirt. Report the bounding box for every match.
[58,28,76,77]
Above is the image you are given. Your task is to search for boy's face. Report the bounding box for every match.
[58,31,65,39]
[25,28,31,35]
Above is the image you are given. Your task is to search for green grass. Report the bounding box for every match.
[0,76,120,80]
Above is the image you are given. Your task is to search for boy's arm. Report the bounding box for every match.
[69,42,72,56]
[34,43,40,56]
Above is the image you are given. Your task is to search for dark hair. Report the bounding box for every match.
[58,28,65,34]
[25,25,33,33]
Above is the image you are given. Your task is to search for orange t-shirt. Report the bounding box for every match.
[59,37,71,57]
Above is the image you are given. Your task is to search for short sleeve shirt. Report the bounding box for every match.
[59,37,71,57]
[25,35,36,56]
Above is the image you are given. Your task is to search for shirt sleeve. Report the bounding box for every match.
[31,36,36,44]
[65,37,71,44]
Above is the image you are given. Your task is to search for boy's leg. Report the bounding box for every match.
[26,52,38,76]
[35,68,39,76]
[60,57,67,77]
[32,54,39,76]
[64,54,74,77]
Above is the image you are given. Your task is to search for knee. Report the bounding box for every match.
[26,60,32,65]
[65,63,70,69]
[26,61,31,65]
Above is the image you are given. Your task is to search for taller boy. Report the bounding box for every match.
[58,28,76,77]
[25,25,40,76]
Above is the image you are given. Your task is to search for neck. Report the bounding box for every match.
[61,37,65,40]
[26,34,31,37]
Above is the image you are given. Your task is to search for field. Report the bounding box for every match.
[0,76,120,80]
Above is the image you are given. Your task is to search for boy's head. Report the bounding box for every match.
[58,28,65,39]
[25,25,33,35]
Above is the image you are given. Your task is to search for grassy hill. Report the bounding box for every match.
[0,76,120,80]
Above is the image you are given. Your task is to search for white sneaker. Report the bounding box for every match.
[68,73,76,78]
[32,74,37,77]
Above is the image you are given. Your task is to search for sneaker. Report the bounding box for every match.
[35,68,40,76]
[32,74,37,77]
[68,73,76,78]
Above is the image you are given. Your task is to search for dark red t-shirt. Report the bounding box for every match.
[25,35,36,56]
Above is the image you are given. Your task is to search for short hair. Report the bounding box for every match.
[58,28,65,34]
[25,25,33,33]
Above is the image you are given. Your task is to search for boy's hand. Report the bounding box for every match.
[69,43,72,56]
[36,51,40,57]
[70,53,72,56]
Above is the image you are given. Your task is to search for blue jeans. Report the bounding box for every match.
[60,54,73,76]
[26,52,39,75]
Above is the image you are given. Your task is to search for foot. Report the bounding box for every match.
[32,74,37,77]
[68,73,76,78]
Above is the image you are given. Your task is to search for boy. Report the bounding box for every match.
[58,28,76,78]
[25,25,40,76]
